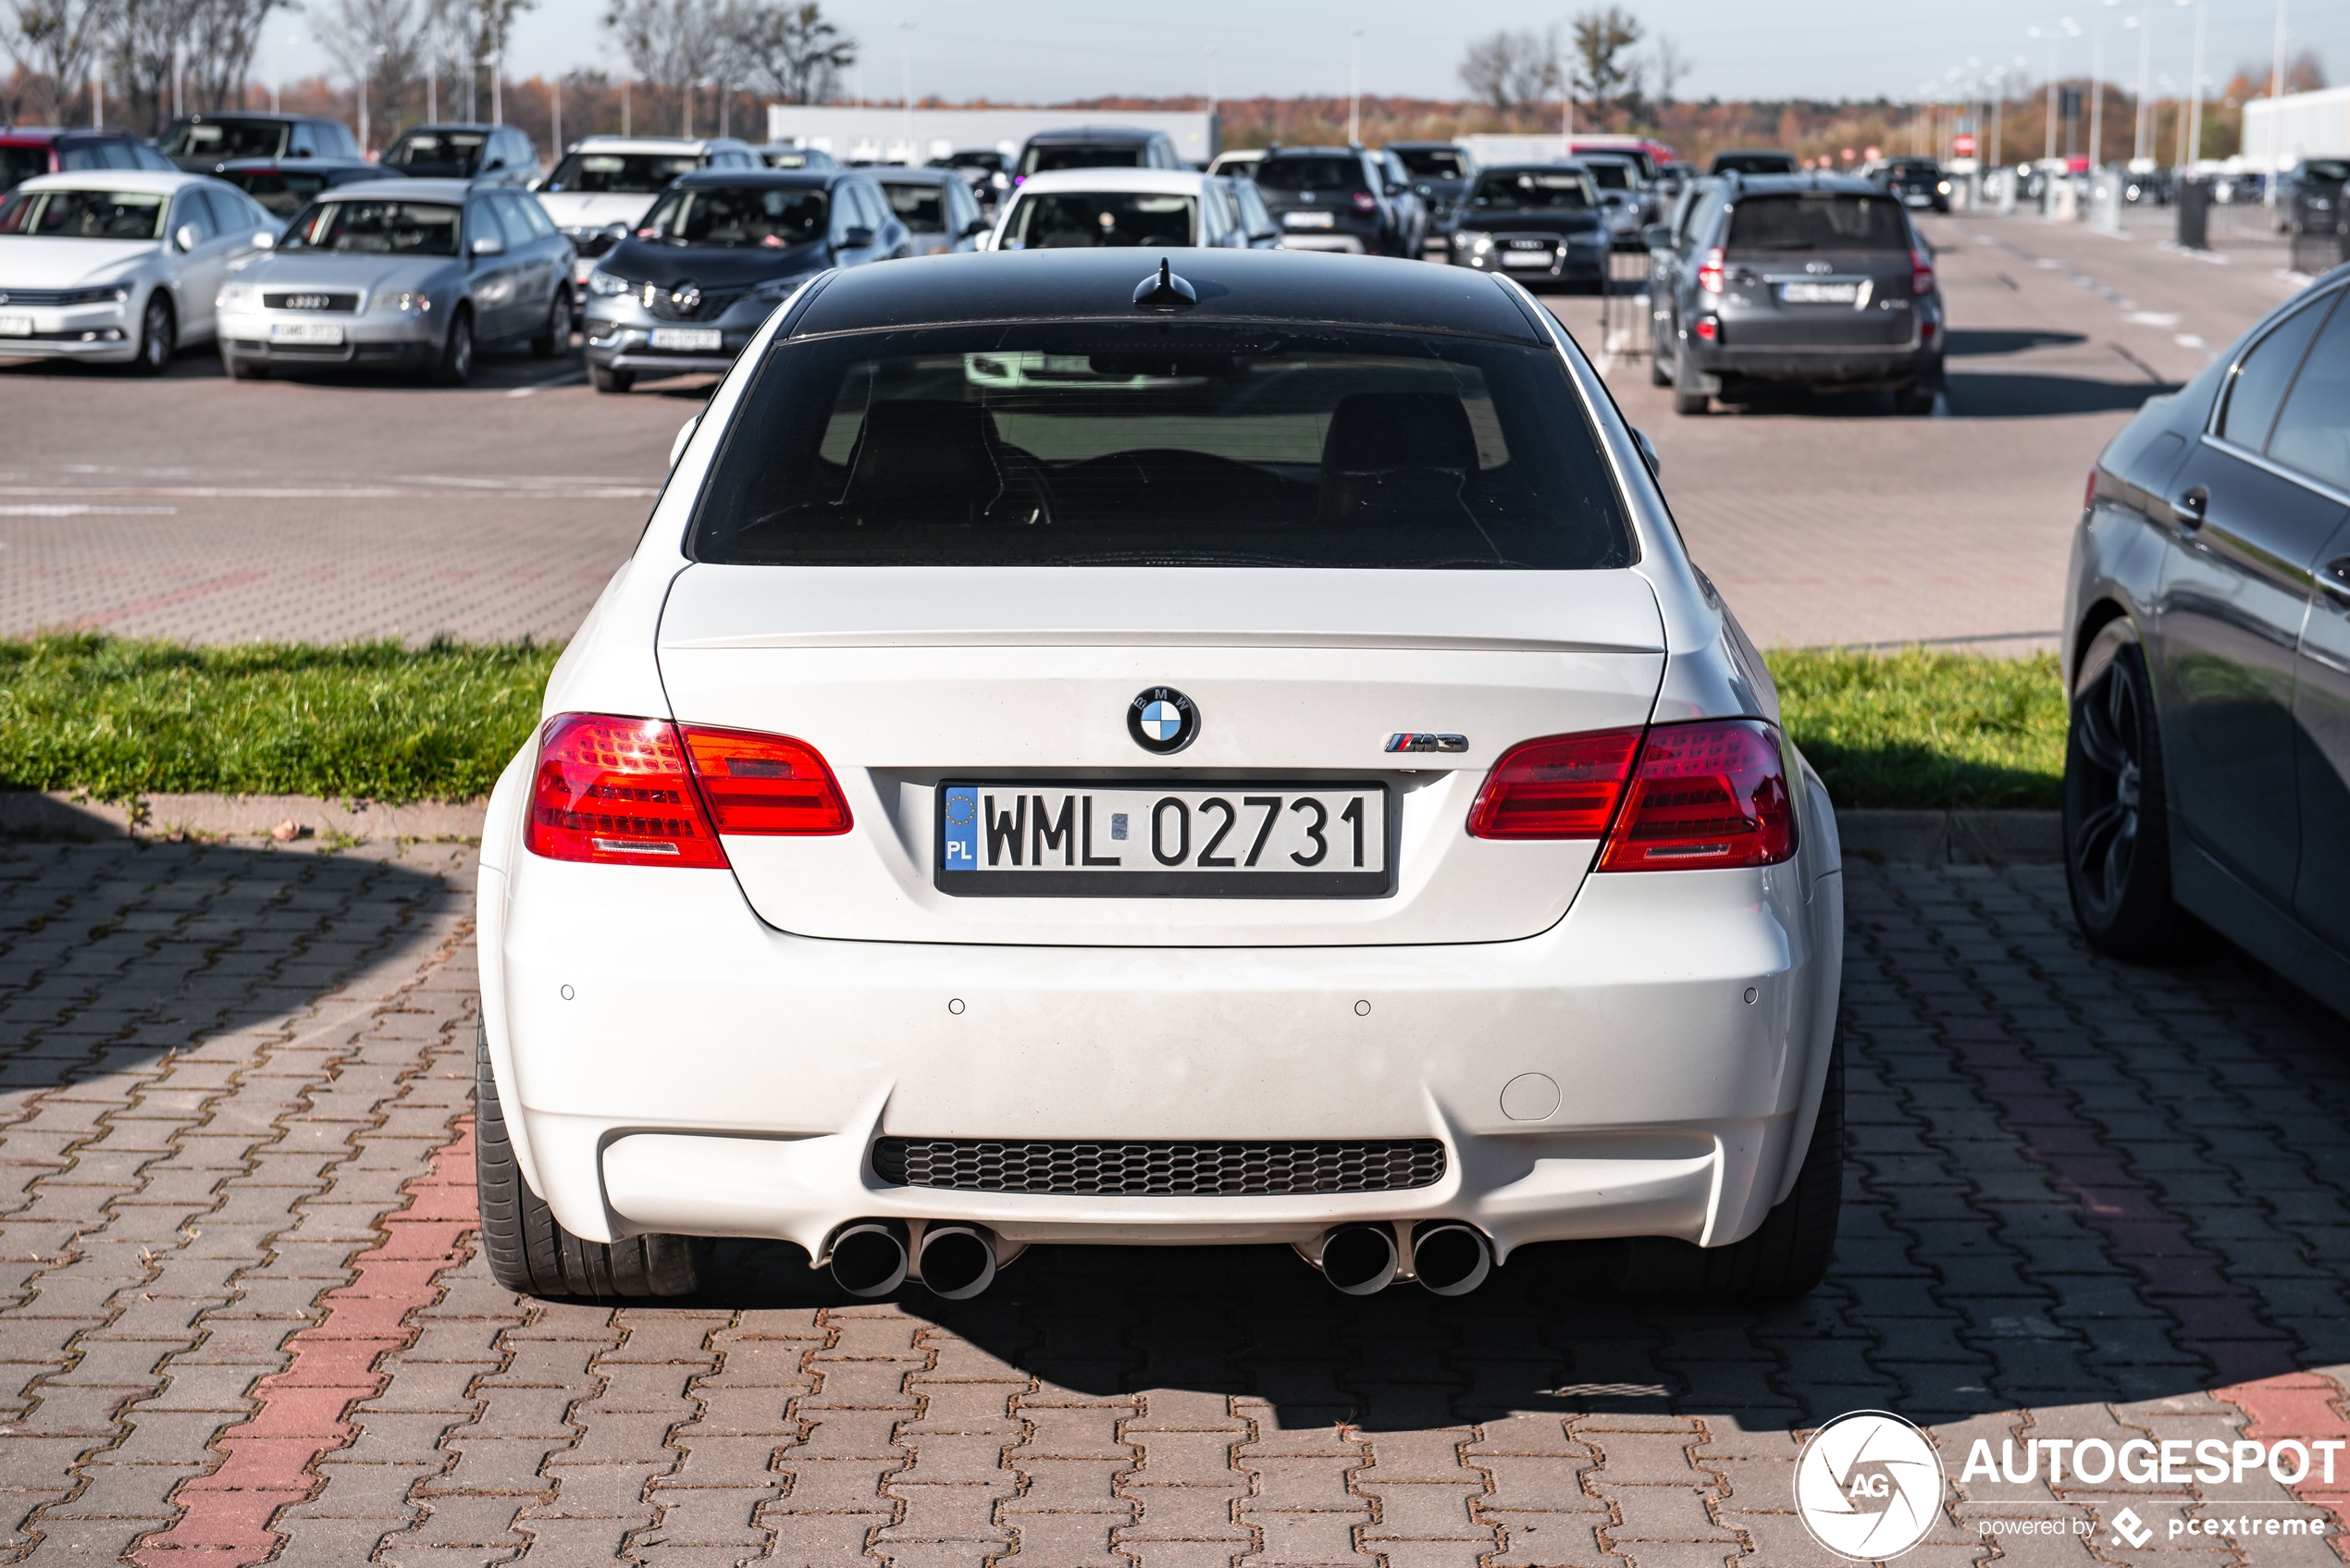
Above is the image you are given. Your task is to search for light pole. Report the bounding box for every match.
[1207,47,1218,120]
[2129,8,2151,161]
[2091,0,2114,168]
[491,42,502,126]
[2183,0,2205,169]
[897,19,914,153]
[2265,0,2286,202]
[1348,26,1361,146]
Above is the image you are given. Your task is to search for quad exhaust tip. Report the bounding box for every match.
[826,1220,1007,1301]
[1310,1221,1493,1296]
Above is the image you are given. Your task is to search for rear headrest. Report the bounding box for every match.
[1320,392,1479,474]
[844,399,1000,523]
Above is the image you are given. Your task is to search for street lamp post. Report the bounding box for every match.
[2183,0,2205,169]
[897,19,913,152]
[1348,26,1361,146]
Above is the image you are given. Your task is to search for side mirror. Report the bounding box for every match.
[528,176,545,191]
[669,414,699,470]
[470,234,505,256]
[1642,223,1675,251]
[173,223,202,252]
[841,225,874,248]
[1384,180,1404,196]
[962,216,990,238]
[1632,427,1663,480]
[252,228,275,248]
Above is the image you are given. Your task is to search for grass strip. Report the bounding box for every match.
[1770,647,2064,810]
[0,636,2065,811]
[0,636,561,804]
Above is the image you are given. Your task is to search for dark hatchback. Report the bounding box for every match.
[158,112,360,171]
[1255,146,1416,257]
[580,167,909,392]
[380,123,542,186]
[1443,164,1606,289]
[214,157,390,219]
[1656,174,1942,415]
[1870,155,1951,213]
[2062,264,2350,1019]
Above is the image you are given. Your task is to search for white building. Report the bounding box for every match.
[2242,86,2350,174]
[762,106,1218,166]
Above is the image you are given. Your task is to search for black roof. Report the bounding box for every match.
[1723,172,1883,196]
[671,167,861,191]
[1386,141,1468,152]
[788,249,1546,343]
[389,122,504,135]
[1264,145,1366,159]
[1022,126,1162,145]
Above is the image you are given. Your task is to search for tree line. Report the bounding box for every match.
[1459,7,1688,131]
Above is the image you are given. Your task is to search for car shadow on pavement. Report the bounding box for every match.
[0,834,454,1090]
[1943,328,2090,357]
[1943,371,2181,418]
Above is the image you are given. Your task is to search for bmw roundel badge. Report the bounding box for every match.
[1128,686,1199,755]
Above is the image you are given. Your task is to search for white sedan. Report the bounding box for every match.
[475,247,1845,1304]
[0,169,276,372]
[984,167,1269,251]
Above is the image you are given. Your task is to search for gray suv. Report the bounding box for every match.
[1652,173,1943,416]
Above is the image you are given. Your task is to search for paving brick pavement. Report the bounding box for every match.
[2,842,2347,1565]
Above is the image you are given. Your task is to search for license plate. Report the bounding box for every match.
[650,327,723,351]
[936,782,1391,897]
[1503,251,1553,267]
[1283,211,1334,228]
[1778,281,1860,304]
[0,314,31,336]
[268,320,343,344]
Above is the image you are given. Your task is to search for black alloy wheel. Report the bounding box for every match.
[131,293,174,376]
[2063,632,2195,957]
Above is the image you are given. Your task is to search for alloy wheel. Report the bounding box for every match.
[2068,660,2147,919]
[139,297,172,372]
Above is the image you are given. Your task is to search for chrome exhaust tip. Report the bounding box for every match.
[917,1223,999,1301]
[1317,1223,1399,1295]
[1411,1221,1493,1296]
[827,1220,909,1298]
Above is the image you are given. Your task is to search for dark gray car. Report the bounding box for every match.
[2061,264,2350,1019]
[1656,173,1942,415]
[1444,164,1607,289]
[380,124,543,188]
[871,167,989,256]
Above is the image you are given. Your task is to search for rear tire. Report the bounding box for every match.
[474,1022,710,1299]
[530,293,567,358]
[1671,342,1710,416]
[2063,624,2196,958]
[1611,1034,1842,1300]
[591,364,633,394]
[131,293,174,376]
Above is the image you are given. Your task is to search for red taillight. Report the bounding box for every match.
[1599,720,1794,871]
[1696,246,1725,294]
[526,714,727,868]
[1694,316,1718,341]
[1353,191,1378,212]
[679,726,852,835]
[524,714,853,867]
[1911,248,1935,297]
[2084,465,2100,511]
[1466,719,1796,871]
[1466,730,1642,839]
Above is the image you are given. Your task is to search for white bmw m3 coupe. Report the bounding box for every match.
[475,247,1845,1303]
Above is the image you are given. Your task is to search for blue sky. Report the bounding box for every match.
[259,0,2343,114]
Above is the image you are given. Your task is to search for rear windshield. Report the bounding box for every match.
[0,187,166,239]
[1394,148,1467,179]
[383,130,487,172]
[1002,191,1194,249]
[1020,144,1144,178]
[877,180,944,231]
[220,168,334,216]
[1727,192,1908,250]
[1713,153,1797,175]
[159,119,285,161]
[1256,156,1367,192]
[1585,162,1633,190]
[2,145,53,190]
[1467,170,1594,210]
[637,184,824,246]
[2303,159,2350,182]
[281,200,462,255]
[546,151,699,193]
[690,323,1634,571]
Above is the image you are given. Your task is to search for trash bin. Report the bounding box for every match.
[2290,190,2345,273]
[2177,178,2209,251]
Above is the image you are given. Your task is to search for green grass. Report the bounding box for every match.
[1770,648,2065,810]
[0,636,2065,811]
[0,636,562,804]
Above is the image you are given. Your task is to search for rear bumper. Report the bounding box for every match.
[1692,340,1942,387]
[482,786,1845,1264]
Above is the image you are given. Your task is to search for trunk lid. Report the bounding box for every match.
[1726,244,1919,348]
[655,566,1665,947]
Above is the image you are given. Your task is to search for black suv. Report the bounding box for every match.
[1652,173,1943,415]
[1254,146,1416,257]
[1389,142,1475,230]
[159,113,361,172]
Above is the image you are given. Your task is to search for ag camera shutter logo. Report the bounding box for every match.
[1795,1411,1945,1561]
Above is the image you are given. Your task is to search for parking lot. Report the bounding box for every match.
[5,202,2347,1567]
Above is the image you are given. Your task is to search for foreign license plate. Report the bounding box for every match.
[268,320,343,344]
[1503,250,1553,267]
[0,314,32,336]
[936,782,1391,897]
[650,326,723,351]
[1283,211,1335,229]
[1778,281,1860,304]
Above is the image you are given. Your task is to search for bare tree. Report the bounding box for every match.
[105,0,187,131]
[605,0,729,134]
[1569,6,1643,123]
[1651,33,1690,107]
[182,0,285,111]
[6,0,116,123]
[732,0,852,105]
[1458,25,1560,112]
[314,0,433,144]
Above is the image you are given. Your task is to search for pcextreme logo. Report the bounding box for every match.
[1795,1411,1946,1561]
